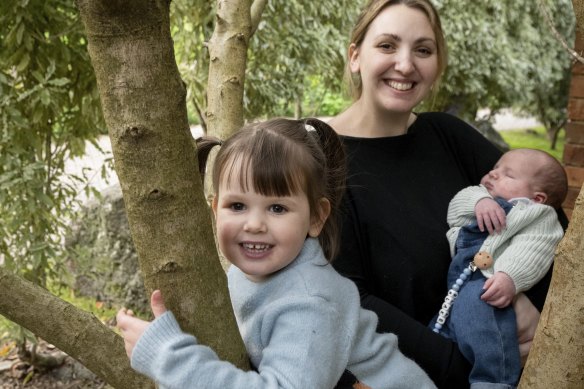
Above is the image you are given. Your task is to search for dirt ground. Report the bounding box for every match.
[0,339,111,389]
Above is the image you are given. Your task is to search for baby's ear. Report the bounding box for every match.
[532,191,548,205]
[309,198,331,237]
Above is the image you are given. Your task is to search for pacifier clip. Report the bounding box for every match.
[432,251,493,334]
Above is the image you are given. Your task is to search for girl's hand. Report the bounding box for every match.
[513,293,540,366]
[475,198,506,234]
[116,290,167,358]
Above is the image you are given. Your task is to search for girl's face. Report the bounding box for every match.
[212,161,327,282]
[350,4,439,114]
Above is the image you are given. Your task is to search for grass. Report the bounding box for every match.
[498,126,565,161]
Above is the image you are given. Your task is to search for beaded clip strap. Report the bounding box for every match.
[432,251,493,334]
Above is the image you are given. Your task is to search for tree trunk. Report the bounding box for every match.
[203,0,267,139]
[76,0,248,371]
[0,267,151,389]
[206,0,253,139]
[518,3,584,384]
[519,184,584,387]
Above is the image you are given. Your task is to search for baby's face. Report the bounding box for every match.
[480,151,542,201]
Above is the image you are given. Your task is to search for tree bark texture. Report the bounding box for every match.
[206,0,253,139]
[574,0,584,49]
[519,183,584,388]
[0,267,152,389]
[76,0,249,371]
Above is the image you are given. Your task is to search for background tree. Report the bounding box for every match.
[428,0,575,141]
[0,0,104,364]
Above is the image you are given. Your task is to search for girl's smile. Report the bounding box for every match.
[212,159,326,282]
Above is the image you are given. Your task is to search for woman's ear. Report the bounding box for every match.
[348,43,361,73]
[309,198,331,238]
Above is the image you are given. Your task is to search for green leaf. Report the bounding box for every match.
[16,23,25,45]
[40,89,51,106]
[16,53,30,72]
[48,78,70,87]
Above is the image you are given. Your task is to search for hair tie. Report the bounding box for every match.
[305,124,317,133]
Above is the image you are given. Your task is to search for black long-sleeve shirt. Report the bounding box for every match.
[333,112,557,388]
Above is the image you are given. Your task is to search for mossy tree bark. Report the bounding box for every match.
[0,267,152,389]
[519,184,584,388]
[76,0,249,372]
[518,4,584,386]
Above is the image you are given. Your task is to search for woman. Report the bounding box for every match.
[328,0,564,387]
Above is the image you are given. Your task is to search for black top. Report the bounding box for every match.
[333,112,557,388]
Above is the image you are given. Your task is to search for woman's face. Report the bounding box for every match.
[350,4,439,114]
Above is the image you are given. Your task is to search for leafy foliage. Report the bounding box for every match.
[0,0,105,285]
[425,0,575,131]
[171,0,361,125]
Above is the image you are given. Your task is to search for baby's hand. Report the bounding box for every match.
[475,198,506,234]
[481,272,516,308]
[116,290,167,358]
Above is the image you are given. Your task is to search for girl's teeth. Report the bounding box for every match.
[243,243,269,251]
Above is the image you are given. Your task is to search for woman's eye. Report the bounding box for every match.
[269,204,286,214]
[378,42,395,51]
[416,47,433,57]
[230,202,245,211]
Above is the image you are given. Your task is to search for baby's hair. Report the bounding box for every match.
[196,118,346,261]
[512,148,568,209]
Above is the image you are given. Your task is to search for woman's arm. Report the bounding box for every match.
[362,293,471,388]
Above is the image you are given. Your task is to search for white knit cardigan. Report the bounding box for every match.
[446,185,564,293]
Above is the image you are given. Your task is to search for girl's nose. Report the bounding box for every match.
[244,213,266,233]
[489,170,498,179]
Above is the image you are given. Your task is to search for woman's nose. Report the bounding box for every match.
[394,50,414,74]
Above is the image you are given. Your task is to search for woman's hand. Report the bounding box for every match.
[116,290,167,359]
[513,293,540,366]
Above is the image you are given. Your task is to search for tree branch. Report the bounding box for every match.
[538,0,584,64]
[251,0,268,35]
[0,267,152,389]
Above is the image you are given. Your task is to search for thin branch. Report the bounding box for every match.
[250,0,268,35]
[537,0,584,64]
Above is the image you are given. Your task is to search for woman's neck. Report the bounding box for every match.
[328,100,415,138]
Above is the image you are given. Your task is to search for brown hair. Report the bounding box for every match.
[513,148,568,209]
[345,0,448,100]
[196,118,346,261]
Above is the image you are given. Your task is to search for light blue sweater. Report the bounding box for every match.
[131,238,436,388]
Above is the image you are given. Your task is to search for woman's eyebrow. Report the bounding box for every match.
[375,33,436,45]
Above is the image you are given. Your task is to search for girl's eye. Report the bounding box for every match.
[230,202,245,211]
[269,204,286,214]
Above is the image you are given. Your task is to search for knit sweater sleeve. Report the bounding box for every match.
[487,204,563,293]
[445,185,492,256]
[446,185,492,228]
[131,300,352,389]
